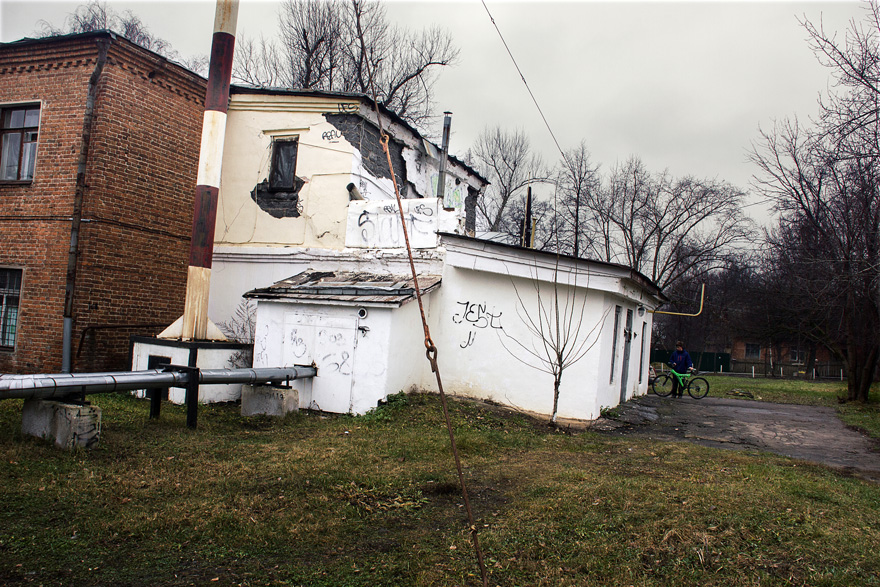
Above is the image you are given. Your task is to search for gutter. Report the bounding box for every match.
[62,36,110,372]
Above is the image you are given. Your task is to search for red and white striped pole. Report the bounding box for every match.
[181,0,239,341]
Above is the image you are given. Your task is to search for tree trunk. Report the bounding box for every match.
[805,341,817,375]
[551,372,562,424]
[849,343,878,403]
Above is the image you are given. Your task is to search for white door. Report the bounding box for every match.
[283,312,358,413]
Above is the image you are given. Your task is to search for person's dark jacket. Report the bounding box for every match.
[670,349,693,374]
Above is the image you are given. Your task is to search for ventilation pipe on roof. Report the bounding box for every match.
[438,111,452,210]
[347,183,364,200]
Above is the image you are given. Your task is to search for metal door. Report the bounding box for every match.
[283,312,357,413]
[619,309,634,403]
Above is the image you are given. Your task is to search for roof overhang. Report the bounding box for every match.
[244,269,441,308]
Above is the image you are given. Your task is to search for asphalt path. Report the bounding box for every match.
[594,394,880,482]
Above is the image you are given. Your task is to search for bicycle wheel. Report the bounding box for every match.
[652,373,674,397]
[687,377,709,399]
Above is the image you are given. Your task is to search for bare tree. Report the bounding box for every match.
[578,156,752,291]
[555,141,601,258]
[39,0,176,59]
[498,190,557,250]
[749,2,880,402]
[233,0,458,130]
[499,264,607,423]
[472,126,546,233]
[801,0,880,153]
[752,118,880,402]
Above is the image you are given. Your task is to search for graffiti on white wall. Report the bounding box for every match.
[433,174,465,210]
[318,329,353,375]
[452,300,503,349]
[345,199,439,248]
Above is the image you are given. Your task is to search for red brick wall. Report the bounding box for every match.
[0,34,205,373]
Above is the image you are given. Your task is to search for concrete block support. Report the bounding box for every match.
[22,400,102,449]
[241,384,298,417]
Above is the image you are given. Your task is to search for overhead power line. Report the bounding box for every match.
[480,0,566,162]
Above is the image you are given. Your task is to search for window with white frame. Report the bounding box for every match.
[1,105,40,182]
[745,343,761,359]
[0,268,22,349]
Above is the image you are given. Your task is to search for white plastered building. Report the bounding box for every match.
[205,87,665,420]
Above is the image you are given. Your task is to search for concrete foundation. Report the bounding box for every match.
[21,400,102,449]
[241,384,299,417]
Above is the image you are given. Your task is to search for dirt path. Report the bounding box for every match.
[593,394,880,482]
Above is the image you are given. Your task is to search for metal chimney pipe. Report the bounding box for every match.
[181,0,239,341]
[438,111,452,209]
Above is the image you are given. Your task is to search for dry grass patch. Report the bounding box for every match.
[0,392,879,586]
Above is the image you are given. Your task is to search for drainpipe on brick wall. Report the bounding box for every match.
[62,37,110,373]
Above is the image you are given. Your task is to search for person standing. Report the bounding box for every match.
[669,341,693,398]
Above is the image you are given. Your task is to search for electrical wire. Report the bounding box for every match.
[481,0,567,162]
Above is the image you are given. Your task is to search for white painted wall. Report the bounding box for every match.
[423,264,609,420]
[208,246,444,339]
[252,299,427,415]
[208,92,480,331]
[216,94,357,249]
[416,237,663,421]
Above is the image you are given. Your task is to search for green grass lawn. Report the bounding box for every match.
[2,388,880,586]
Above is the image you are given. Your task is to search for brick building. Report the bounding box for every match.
[0,31,205,373]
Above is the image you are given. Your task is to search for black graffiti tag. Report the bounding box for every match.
[452,301,503,348]
[452,301,503,330]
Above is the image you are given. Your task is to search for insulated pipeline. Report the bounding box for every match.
[0,367,316,401]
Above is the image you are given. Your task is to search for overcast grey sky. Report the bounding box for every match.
[0,0,868,221]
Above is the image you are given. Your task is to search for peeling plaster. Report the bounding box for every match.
[324,113,406,192]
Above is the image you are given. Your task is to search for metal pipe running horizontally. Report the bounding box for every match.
[0,366,316,401]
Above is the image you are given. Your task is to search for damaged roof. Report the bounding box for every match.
[230,85,487,187]
[244,270,442,307]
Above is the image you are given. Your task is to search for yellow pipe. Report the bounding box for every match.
[650,283,705,317]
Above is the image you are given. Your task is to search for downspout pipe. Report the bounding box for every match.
[63,37,111,373]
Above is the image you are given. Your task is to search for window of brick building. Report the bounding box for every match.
[0,269,22,349]
[745,343,761,359]
[1,104,40,182]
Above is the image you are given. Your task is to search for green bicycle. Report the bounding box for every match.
[652,368,709,399]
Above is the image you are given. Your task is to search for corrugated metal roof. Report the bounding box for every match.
[244,270,441,307]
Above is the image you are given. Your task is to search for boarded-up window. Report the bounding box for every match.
[251,137,304,218]
[269,139,299,191]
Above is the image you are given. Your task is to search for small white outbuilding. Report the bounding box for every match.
[247,232,664,422]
